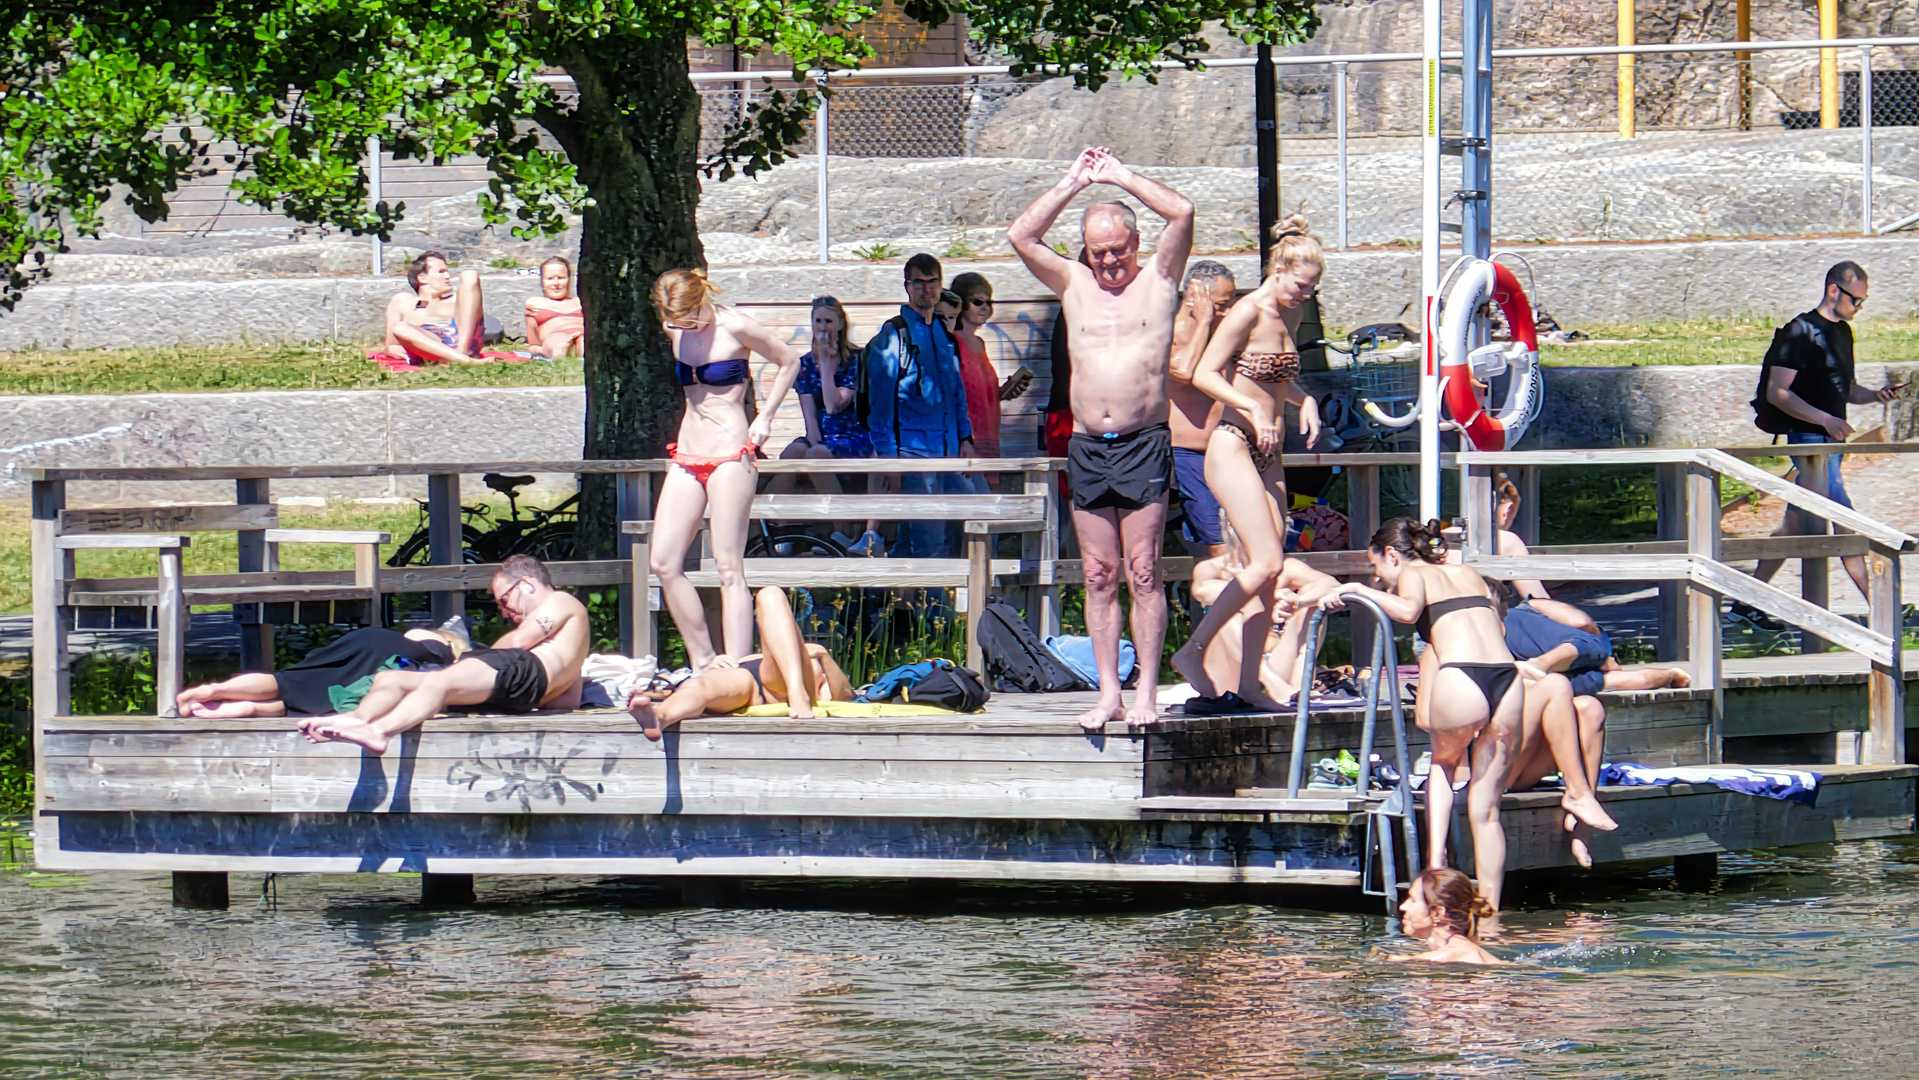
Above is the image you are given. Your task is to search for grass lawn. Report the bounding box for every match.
[0,342,582,395]
[1540,317,1919,367]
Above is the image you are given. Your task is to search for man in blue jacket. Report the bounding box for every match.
[865,252,976,557]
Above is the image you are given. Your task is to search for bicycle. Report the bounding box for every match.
[387,473,581,568]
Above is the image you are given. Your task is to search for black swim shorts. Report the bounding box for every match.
[466,647,550,713]
[1066,423,1173,512]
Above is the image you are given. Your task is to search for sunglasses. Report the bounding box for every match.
[1837,283,1867,308]
[966,295,993,308]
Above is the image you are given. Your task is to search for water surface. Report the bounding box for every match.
[5,839,1919,1079]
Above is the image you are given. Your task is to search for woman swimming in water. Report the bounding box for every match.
[1393,868,1506,965]
[1318,518,1617,912]
[650,268,804,671]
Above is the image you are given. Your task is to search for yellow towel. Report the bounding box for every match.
[736,701,961,717]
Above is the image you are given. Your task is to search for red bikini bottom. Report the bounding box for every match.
[669,444,755,486]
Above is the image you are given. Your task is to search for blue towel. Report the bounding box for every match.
[1599,763,1822,807]
[1044,635,1134,687]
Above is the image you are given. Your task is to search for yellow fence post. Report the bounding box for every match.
[1736,0,1752,131]
[1617,0,1636,139]
[1820,0,1839,129]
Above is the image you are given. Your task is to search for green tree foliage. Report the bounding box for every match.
[2,0,1315,544]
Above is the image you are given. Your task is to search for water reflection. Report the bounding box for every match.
[4,840,1919,1079]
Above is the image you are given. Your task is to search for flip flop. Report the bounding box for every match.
[1180,691,1260,716]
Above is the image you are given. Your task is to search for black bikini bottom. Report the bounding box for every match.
[1439,661,1519,713]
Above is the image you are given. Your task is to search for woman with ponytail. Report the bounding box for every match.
[1393,868,1505,965]
[1170,215,1325,713]
[1317,517,1617,912]
[649,268,804,671]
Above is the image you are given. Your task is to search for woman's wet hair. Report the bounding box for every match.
[1412,868,1495,940]
[1266,213,1324,281]
[652,267,720,324]
[1369,517,1449,564]
[1495,474,1520,510]
[810,295,853,359]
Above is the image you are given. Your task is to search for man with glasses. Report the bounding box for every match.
[1743,260,1899,620]
[300,555,590,753]
[1008,146,1196,730]
[1167,260,1238,558]
[866,252,977,557]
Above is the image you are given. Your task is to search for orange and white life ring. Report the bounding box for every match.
[1438,258,1540,451]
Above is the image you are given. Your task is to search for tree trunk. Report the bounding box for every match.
[541,35,705,555]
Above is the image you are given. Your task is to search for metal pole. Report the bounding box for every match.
[1462,0,1492,259]
[1335,62,1349,251]
[1255,44,1280,276]
[816,76,830,264]
[1618,0,1636,138]
[367,135,383,277]
[1820,0,1839,128]
[1418,0,1442,522]
[1861,45,1874,235]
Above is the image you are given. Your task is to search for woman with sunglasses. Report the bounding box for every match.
[650,268,804,672]
[949,273,1034,460]
[1168,215,1324,712]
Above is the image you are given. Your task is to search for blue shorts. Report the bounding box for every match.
[1568,668,1607,697]
[1172,447,1223,546]
[1784,431,1853,509]
[1506,604,1612,697]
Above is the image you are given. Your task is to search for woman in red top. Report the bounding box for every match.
[948,273,1033,460]
[523,256,585,358]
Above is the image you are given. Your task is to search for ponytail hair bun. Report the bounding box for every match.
[1413,867,1495,940]
[1369,516,1449,565]
[1266,213,1324,280]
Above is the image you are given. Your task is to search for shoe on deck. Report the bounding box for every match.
[841,530,885,557]
[1730,600,1789,633]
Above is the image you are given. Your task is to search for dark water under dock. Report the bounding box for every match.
[6,838,1919,1079]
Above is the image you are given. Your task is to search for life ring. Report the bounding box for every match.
[1438,258,1540,451]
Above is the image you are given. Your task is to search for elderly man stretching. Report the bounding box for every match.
[302,555,589,753]
[1009,147,1195,730]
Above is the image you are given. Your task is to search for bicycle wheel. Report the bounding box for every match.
[386,531,433,568]
[517,524,578,562]
[747,527,849,559]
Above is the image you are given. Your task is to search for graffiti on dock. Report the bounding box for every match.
[446,733,617,812]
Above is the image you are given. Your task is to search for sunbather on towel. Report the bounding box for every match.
[301,555,588,754]
[384,250,498,364]
[626,586,854,740]
[1182,510,1338,713]
[175,627,465,717]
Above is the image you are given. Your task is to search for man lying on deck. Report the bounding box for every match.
[301,555,588,753]
[175,626,466,718]
[1492,580,1691,695]
[383,250,496,364]
[626,586,855,741]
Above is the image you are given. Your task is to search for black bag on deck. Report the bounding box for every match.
[976,602,1090,693]
[906,664,991,712]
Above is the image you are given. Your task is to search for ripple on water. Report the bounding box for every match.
[3,838,1919,1079]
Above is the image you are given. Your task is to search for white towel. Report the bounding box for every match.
[581,653,658,706]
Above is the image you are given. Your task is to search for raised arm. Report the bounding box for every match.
[493,592,574,650]
[1168,281,1218,384]
[1008,149,1098,294]
[1320,569,1430,626]
[730,310,804,448]
[1086,151,1194,283]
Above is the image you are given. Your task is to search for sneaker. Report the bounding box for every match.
[1730,600,1788,632]
[844,529,885,557]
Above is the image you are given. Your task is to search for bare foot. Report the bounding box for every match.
[1565,812,1594,868]
[175,686,213,711]
[1562,791,1619,832]
[789,701,817,720]
[306,720,390,754]
[1169,642,1215,699]
[1237,688,1289,714]
[1668,668,1692,689]
[1077,695,1126,732]
[629,694,664,742]
[1124,697,1159,728]
[187,700,263,719]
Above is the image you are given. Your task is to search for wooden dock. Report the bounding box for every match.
[34,679,1916,893]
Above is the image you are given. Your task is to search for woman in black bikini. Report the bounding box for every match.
[1318,518,1618,913]
[650,269,804,671]
[1169,215,1325,712]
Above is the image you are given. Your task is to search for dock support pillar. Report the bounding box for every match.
[1656,464,1689,663]
[427,472,463,625]
[236,478,274,672]
[1673,852,1718,892]
[172,871,229,909]
[1686,466,1725,762]
[1865,542,1905,765]
[421,873,475,906]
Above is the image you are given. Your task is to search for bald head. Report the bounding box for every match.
[1082,201,1137,241]
[1081,201,1142,289]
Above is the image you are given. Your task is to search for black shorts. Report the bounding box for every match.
[1066,423,1173,512]
[467,648,549,713]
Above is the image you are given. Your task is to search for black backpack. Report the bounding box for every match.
[976,602,1090,693]
[1752,317,1807,435]
[905,664,991,712]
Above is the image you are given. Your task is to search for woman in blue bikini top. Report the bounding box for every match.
[649,268,804,672]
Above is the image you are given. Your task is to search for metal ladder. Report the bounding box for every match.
[1288,594,1422,915]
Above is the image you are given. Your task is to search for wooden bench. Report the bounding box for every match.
[624,487,1058,674]
[52,504,388,717]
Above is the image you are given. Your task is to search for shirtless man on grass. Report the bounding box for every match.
[1009,147,1194,730]
[301,555,589,754]
[383,250,495,363]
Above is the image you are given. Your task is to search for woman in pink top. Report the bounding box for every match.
[948,273,1033,459]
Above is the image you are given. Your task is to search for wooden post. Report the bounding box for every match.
[615,471,651,656]
[354,543,383,629]
[1866,541,1906,765]
[1800,449,1833,655]
[420,872,475,906]
[1686,465,1724,763]
[171,871,229,910]
[1819,0,1839,129]
[626,521,656,661]
[1346,464,1381,551]
[1024,467,1061,637]
[1736,0,1752,131]
[235,477,274,671]
[30,478,69,819]
[156,541,186,719]
[966,528,990,675]
[1462,463,1494,558]
[427,472,462,625]
[1509,464,1540,545]
[1656,463,1689,663]
[1617,0,1636,139]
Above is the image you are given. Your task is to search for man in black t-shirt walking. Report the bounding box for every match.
[1743,261,1899,620]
